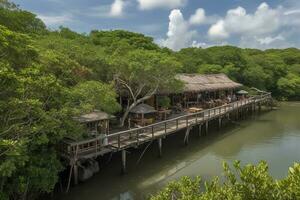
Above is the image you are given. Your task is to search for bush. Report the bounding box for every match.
[157,96,171,109]
[150,161,300,200]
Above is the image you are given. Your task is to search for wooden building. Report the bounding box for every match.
[74,110,115,137]
[155,73,242,109]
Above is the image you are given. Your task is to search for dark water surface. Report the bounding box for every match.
[57,102,300,200]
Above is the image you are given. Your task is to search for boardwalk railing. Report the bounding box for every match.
[60,93,272,159]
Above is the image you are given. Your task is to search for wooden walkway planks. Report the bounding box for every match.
[60,93,272,161]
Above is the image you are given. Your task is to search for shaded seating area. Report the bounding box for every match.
[74,110,115,137]
[236,90,249,100]
[171,73,243,110]
[129,103,157,127]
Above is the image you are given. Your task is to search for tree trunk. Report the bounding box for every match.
[119,92,156,127]
[119,102,138,127]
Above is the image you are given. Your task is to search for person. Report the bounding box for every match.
[227,95,232,103]
[197,93,202,102]
[232,94,237,101]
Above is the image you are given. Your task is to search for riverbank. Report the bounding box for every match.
[55,102,300,200]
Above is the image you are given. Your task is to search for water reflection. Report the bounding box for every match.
[57,103,300,200]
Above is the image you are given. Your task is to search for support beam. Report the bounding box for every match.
[198,124,202,137]
[121,150,126,174]
[73,164,78,185]
[218,117,222,130]
[205,121,209,134]
[184,127,191,146]
[158,138,162,157]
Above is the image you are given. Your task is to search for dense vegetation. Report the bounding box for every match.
[151,161,300,200]
[0,0,299,199]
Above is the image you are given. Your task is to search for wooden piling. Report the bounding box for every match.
[158,138,162,157]
[73,164,78,185]
[184,127,191,145]
[121,150,126,174]
[198,124,202,137]
[218,117,222,130]
[205,121,209,134]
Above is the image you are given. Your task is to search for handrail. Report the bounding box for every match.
[61,93,272,152]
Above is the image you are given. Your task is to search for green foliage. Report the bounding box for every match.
[0,1,46,34]
[198,64,223,74]
[151,161,300,200]
[0,1,299,199]
[0,9,120,199]
[177,46,299,100]
[277,73,300,99]
[90,30,160,51]
[70,81,121,113]
[157,96,171,109]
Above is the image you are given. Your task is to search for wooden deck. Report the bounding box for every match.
[60,93,272,163]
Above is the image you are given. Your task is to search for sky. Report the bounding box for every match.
[14,0,300,50]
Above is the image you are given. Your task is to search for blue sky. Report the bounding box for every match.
[14,0,300,50]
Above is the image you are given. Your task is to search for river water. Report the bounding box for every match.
[57,102,300,200]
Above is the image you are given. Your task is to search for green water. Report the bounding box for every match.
[57,102,300,200]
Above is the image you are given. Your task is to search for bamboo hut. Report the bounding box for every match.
[129,103,157,127]
[74,110,115,136]
[168,73,242,109]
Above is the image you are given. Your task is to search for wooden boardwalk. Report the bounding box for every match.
[60,93,272,163]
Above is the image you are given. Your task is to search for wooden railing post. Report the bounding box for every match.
[152,126,154,138]
[186,116,188,127]
[165,122,167,134]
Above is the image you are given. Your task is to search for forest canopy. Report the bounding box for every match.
[0,0,299,199]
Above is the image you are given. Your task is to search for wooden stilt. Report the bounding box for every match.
[65,164,73,193]
[121,150,126,174]
[184,127,191,145]
[205,121,208,134]
[158,138,162,157]
[218,117,222,130]
[198,124,202,137]
[73,164,78,185]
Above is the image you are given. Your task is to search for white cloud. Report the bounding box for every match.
[161,9,196,51]
[110,0,125,17]
[284,9,300,15]
[38,14,73,26]
[208,2,282,40]
[137,0,186,10]
[256,35,285,45]
[189,8,206,25]
[239,35,292,49]
[206,2,300,48]
[208,20,228,40]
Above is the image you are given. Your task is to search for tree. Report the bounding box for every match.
[70,81,121,113]
[111,49,182,126]
[0,1,46,34]
[277,73,300,99]
[150,161,300,200]
[0,21,120,199]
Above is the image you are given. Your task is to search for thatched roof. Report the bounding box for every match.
[74,110,115,123]
[130,103,157,114]
[176,73,242,93]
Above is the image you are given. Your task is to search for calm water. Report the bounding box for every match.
[57,102,300,200]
